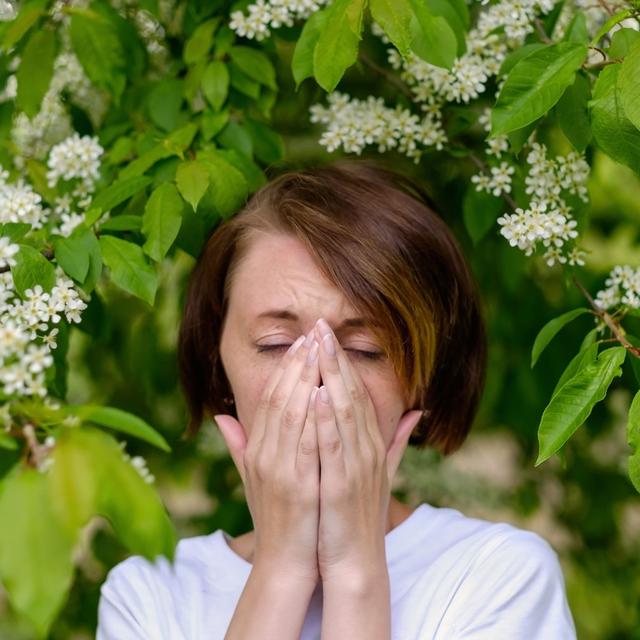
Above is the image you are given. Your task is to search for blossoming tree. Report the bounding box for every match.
[0,0,639,636]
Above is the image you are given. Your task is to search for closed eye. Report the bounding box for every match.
[256,344,383,361]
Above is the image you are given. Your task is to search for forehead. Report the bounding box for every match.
[227,231,360,322]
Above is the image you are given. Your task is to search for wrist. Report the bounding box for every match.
[321,562,389,596]
[252,560,319,593]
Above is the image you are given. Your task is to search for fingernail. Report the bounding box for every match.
[319,386,330,404]
[322,333,335,356]
[288,335,306,355]
[310,386,319,403]
[306,340,319,363]
[303,328,315,348]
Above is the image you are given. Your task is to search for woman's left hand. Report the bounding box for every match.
[312,318,422,584]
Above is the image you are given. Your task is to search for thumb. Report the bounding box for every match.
[385,409,423,486]
[214,414,248,483]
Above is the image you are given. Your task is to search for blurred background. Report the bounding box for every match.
[1,5,640,640]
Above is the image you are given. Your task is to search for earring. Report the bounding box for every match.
[223,396,235,406]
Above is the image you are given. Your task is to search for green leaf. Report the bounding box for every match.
[498,43,546,77]
[65,404,171,452]
[551,329,599,397]
[462,185,503,245]
[490,42,588,137]
[90,175,151,214]
[49,428,99,535]
[618,38,640,131]
[183,18,219,65]
[52,426,177,563]
[0,466,75,639]
[197,150,249,219]
[243,118,284,164]
[313,0,366,92]
[16,28,56,118]
[608,27,640,58]
[11,244,56,298]
[52,226,100,283]
[99,235,157,305]
[69,8,126,100]
[147,78,185,132]
[590,64,640,174]
[200,109,229,141]
[201,60,229,112]
[408,0,457,70]
[531,308,591,368]
[369,0,413,56]
[98,215,143,232]
[87,427,177,561]
[175,161,210,212]
[142,182,184,261]
[2,0,48,52]
[214,148,267,193]
[217,120,253,158]
[229,61,260,98]
[589,8,631,47]
[292,8,330,90]
[555,72,592,152]
[627,388,640,493]
[561,11,589,44]
[0,222,31,242]
[536,347,627,465]
[229,45,277,91]
[425,0,467,56]
[0,432,17,450]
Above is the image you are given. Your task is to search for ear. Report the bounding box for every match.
[214,414,249,484]
[385,409,423,486]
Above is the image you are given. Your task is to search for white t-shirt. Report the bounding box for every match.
[96,502,577,639]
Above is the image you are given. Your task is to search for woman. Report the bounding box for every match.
[97,160,577,639]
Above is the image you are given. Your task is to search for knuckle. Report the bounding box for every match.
[269,389,287,410]
[336,403,355,424]
[298,439,318,456]
[282,407,302,430]
[349,385,367,404]
[320,438,342,455]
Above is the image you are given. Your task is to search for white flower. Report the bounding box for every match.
[594,265,640,311]
[46,132,104,190]
[0,237,19,268]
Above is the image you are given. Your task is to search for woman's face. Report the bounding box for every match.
[219,231,410,450]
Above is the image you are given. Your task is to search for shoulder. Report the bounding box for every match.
[97,532,222,639]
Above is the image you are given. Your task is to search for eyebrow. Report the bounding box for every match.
[255,309,379,330]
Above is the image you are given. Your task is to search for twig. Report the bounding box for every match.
[534,18,552,44]
[358,52,415,100]
[597,0,615,16]
[0,247,54,274]
[467,150,520,211]
[22,423,47,469]
[572,276,640,358]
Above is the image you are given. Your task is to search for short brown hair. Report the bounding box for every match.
[177,159,487,455]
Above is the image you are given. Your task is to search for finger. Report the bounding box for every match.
[296,385,320,477]
[261,328,320,456]
[250,333,306,448]
[213,414,248,484]
[315,385,344,476]
[314,319,361,461]
[278,337,321,468]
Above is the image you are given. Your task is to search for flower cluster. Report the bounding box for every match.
[310,92,447,163]
[118,441,156,484]
[46,133,104,191]
[5,47,107,166]
[0,170,48,230]
[0,274,88,398]
[229,0,330,41]
[594,265,640,311]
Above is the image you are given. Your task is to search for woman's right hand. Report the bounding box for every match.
[214,328,321,584]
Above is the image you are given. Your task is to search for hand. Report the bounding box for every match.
[312,318,423,583]
[214,328,322,584]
